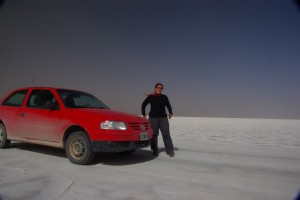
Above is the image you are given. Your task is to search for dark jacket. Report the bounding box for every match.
[141,94,173,118]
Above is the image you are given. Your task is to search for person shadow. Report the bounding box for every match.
[295,190,300,200]
[158,147,179,153]
[0,0,5,9]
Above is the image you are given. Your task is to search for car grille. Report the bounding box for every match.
[128,122,150,131]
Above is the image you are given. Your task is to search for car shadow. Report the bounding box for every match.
[94,146,180,165]
[96,146,180,165]
[91,150,156,165]
[9,142,66,158]
[8,142,157,166]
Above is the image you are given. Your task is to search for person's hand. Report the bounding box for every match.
[168,114,173,119]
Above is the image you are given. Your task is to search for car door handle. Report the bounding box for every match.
[20,113,26,117]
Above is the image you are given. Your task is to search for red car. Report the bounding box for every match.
[0,87,152,164]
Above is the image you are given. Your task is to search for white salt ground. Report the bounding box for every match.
[0,117,300,200]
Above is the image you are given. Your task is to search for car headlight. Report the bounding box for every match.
[100,121,127,130]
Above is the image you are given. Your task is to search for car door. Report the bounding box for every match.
[0,90,28,139]
[19,89,60,142]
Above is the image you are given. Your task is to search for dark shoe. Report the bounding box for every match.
[169,152,175,157]
[153,149,159,157]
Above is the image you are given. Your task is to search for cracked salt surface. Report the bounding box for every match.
[0,167,25,182]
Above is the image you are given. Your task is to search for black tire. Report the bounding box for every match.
[65,131,94,165]
[0,124,11,149]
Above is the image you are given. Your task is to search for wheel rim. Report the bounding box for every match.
[69,138,86,160]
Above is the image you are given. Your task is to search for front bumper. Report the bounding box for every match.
[92,140,150,152]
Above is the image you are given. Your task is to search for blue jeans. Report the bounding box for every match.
[149,117,174,154]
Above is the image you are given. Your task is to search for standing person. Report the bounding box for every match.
[141,83,175,157]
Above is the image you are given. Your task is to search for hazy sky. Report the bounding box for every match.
[0,0,300,119]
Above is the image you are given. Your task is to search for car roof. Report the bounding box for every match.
[16,87,80,91]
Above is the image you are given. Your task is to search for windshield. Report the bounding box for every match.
[57,89,109,109]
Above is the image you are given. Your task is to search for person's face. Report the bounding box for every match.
[155,85,163,94]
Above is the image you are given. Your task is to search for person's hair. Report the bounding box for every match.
[155,82,164,89]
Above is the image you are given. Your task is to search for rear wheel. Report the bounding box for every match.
[0,124,11,149]
[65,131,94,165]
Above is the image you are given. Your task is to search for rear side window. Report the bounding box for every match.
[26,89,58,109]
[2,90,28,107]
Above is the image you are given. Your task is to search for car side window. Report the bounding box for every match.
[2,90,28,107]
[26,90,59,109]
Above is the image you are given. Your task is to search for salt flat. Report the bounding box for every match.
[0,117,300,200]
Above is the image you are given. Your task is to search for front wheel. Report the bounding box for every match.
[0,124,11,149]
[65,131,94,165]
